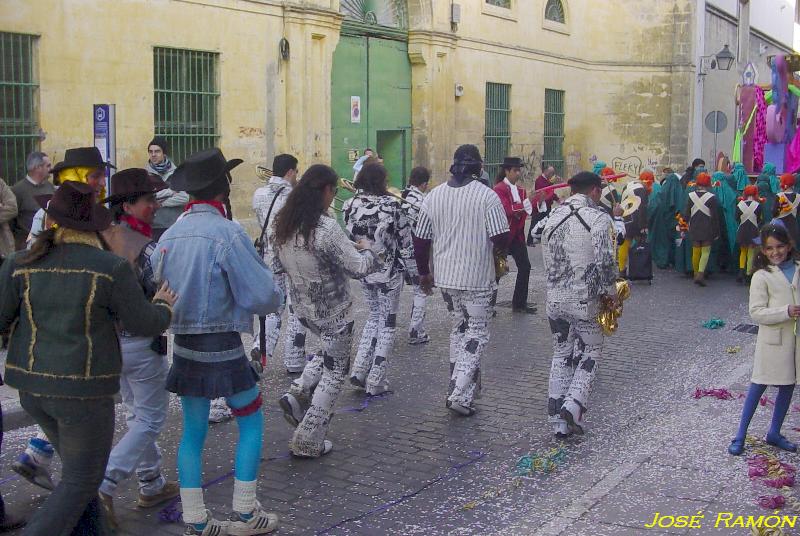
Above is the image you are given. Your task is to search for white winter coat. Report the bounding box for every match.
[749,262,800,385]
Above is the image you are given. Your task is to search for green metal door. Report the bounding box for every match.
[330,33,411,190]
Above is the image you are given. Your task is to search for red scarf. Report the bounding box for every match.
[119,214,152,238]
[185,200,226,218]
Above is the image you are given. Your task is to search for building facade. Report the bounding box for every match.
[5,0,785,232]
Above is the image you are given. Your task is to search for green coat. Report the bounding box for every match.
[0,232,172,398]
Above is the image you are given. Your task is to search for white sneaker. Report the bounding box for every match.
[183,510,229,536]
[278,393,304,428]
[560,399,586,435]
[209,399,233,424]
[228,502,278,535]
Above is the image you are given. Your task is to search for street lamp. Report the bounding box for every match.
[699,44,736,76]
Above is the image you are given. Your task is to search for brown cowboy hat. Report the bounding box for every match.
[168,148,242,192]
[101,168,167,205]
[45,181,112,232]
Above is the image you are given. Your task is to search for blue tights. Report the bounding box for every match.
[177,386,263,488]
[734,383,795,442]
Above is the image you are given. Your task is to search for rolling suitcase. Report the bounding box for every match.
[627,239,653,283]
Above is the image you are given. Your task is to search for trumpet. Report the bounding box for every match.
[596,279,632,336]
[256,164,272,181]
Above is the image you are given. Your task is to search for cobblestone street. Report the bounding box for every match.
[0,250,793,535]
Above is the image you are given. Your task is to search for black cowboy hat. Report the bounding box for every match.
[501,157,525,169]
[51,147,116,176]
[45,181,112,232]
[102,168,167,205]
[34,194,53,211]
[168,148,243,193]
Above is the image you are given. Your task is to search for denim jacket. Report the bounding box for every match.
[151,203,283,334]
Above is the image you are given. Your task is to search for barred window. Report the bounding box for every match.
[1,32,39,184]
[485,82,511,179]
[545,0,566,23]
[153,47,219,165]
[544,89,565,176]
[486,0,511,8]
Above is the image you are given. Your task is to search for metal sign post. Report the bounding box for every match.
[93,104,116,195]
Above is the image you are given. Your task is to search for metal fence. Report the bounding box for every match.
[153,47,220,165]
[543,88,565,176]
[485,82,511,178]
[1,32,39,184]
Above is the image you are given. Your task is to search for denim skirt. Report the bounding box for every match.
[166,332,258,399]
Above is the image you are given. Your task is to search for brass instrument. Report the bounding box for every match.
[494,250,509,279]
[256,164,272,181]
[596,279,632,336]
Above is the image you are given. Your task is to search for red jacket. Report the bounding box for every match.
[532,174,556,212]
[493,180,528,244]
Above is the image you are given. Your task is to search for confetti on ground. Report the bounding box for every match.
[745,437,800,512]
[692,387,736,400]
[516,447,568,476]
[726,345,742,354]
[702,318,726,329]
[461,447,568,512]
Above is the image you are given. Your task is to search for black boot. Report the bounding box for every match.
[736,269,745,283]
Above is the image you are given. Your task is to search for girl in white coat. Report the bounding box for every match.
[729,223,800,455]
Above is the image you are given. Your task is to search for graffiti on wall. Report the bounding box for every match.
[611,155,661,178]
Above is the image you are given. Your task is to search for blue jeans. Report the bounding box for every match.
[20,393,115,536]
[100,336,169,496]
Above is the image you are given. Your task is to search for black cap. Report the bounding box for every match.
[568,171,602,190]
[148,136,169,154]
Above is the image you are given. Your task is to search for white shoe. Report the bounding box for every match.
[278,393,304,428]
[228,501,278,535]
[183,510,229,536]
[560,399,586,435]
[209,399,233,424]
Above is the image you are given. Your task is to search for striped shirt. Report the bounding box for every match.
[415,180,509,291]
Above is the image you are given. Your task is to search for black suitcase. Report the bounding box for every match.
[627,239,653,283]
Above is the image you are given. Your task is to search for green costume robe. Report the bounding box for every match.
[655,173,684,270]
[711,171,739,273]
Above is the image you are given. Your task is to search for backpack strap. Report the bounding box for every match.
[255,186,286,255]
[545,203,591,242]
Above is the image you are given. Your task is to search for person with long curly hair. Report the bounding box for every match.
[273,164,379,457]
[342,163,413,395]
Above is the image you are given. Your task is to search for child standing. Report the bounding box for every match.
[683,172,720,286]
[736,185,762,283]
[729,224,800,455]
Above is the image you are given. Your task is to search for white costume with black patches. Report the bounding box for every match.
[414,181,509,410]
[343,193,413,394]
[401,185,429,341]
[542,193,617,431]
[252,176,307,371]
[273,216,379,456]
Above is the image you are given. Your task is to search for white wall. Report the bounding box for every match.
[708,0,796,47]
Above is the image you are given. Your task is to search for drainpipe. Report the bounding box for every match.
[691,0,707,159]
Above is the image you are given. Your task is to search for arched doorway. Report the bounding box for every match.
[331,1,412,189]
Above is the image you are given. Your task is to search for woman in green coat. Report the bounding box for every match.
[0,182,177,536]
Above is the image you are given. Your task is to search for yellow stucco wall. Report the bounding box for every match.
[2,0,695,231]
[1,0,342,232]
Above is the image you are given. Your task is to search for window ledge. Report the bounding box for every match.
[542,19,570,35]
[482,2,518,22]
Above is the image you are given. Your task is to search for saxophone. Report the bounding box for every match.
[596,279,631,336]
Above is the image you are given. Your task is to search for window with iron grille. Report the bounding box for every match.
[545,0,566,23]
[485,82,511,178]
[153,47,219,165]
[486,0,511,8]
[543,89,565,176]
[1,32,39,184]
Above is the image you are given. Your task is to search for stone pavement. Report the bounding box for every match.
[0,249,795,535]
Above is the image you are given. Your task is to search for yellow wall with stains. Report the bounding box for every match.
[0,0,342,232]
[1,0,696,231]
